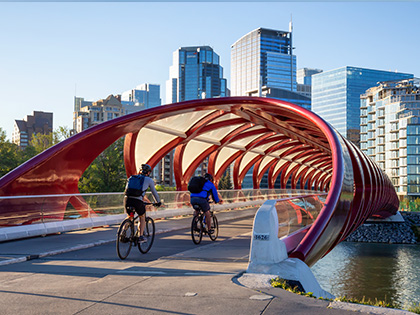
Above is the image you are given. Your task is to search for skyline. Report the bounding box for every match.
[1,2,420,139]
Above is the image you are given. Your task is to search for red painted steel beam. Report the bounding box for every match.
[0,96,399,268]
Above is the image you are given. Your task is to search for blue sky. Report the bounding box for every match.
[1,2,419,139]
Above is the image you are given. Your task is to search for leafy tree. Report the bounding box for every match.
[0,126,72,178]
[156,184,176,191]
[53,126,72,143]
[0,128,22,177]
[29,133,54,155]
[29,126,71,155]
[218,170,233,190]
[78,137,126,193]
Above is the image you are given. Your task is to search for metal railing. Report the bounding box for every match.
[0,189,315,227]
[0,189,319,242]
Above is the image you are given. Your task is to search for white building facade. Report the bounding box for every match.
[360,79,420,199]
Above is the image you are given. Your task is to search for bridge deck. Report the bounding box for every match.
[0,208,357,315]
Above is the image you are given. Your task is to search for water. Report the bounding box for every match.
[311,242,420,308]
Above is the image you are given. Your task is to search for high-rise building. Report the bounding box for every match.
[245,86,311,111]
[361,78,420,199]
[121,83,161,113]
[12,111,53,148]
[312,66,413,146]
[231,27,296,97]
[231,26,306,188]
[73,95,124,133]
[166,46,227,104]
[296,68,323,98]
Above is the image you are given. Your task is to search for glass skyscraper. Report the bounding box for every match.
[231,27,296,96]
[361,79,420,199]
[312,66,413,146]
[121,83,161,113]
[166,46,227,104]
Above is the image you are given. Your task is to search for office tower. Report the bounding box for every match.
[166,46,227,104]
[231,27,296,97]
[245,86,311,111]
[12,111,53,148]
[121,83,161,113]
[297,68,323,98]
[312,66,413,146]
[73,95,124,133]
[73,97,93,131]
[232,26,307,188]
[361,78,420,199]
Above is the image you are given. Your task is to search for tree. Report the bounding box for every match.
[218,170,233,190]
[29,133,54,155]
[0,126,72,178]
[78,137,126,193]
[0,128,22,177]
[29,126,71,155]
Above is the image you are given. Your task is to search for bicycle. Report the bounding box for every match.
[191,203,219,244]
[116,202,157,260]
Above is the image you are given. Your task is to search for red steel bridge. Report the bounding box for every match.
[0,97,398,266]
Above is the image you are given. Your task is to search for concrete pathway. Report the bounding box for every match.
[0,208,415,315]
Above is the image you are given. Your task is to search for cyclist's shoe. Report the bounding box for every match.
[139,236,147,243]
[208,228,214,234]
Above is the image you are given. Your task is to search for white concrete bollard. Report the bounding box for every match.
[246,199,334,299]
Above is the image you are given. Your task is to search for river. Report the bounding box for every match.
[311,242,420,308]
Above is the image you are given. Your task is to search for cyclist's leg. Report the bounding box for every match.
[123,196,132,217]
[134,200,146,240]
[190,197,202,218]
[139,214,146,236]
[197,200,211,232]
[204,208,212,232]
[124,197,136,224]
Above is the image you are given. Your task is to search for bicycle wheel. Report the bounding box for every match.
[138,217,155,254]
[117,219,134,260]
[191,215,203,244]
[209,213,219,241]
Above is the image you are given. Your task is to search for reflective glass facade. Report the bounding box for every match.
[231,28,296,96]
[121,83,161,111]
[361,79,420,199]
[297,68,323,85]
[312,67,413,146]
[166,46,227,104]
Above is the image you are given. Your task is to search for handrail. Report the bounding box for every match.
[0,189,324,242]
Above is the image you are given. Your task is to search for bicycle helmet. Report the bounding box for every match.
[204,173,213,182]
[140,164,152,175]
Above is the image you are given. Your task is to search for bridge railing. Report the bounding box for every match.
[247,194,332,299]
[0,189,316,241]
[249,193,327,267]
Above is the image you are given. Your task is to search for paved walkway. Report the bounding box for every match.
[0,209,415,314]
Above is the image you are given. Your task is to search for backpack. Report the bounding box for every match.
[188,176,207,194]
[124,175,145,197]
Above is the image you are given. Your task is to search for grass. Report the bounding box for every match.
[408,303,420,314]
[270,277,420,314]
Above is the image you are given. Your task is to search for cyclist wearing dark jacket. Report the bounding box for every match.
[124,164,161,242]
[190,173,220,233]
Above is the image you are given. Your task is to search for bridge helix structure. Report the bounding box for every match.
[0,97,398,269]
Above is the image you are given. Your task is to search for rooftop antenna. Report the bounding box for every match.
[289,14,294,91]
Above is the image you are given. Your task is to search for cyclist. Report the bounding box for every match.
[190,173,220,234]
[124,164,161,242]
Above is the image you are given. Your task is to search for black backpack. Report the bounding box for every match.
[124,175,145,197]
[188,176,207,194]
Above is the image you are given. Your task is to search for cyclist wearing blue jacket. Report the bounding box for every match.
[190,173,220,234]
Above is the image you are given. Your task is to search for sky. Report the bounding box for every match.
[1,1,420,140]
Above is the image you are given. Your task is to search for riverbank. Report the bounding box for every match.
[344,211,420,244]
